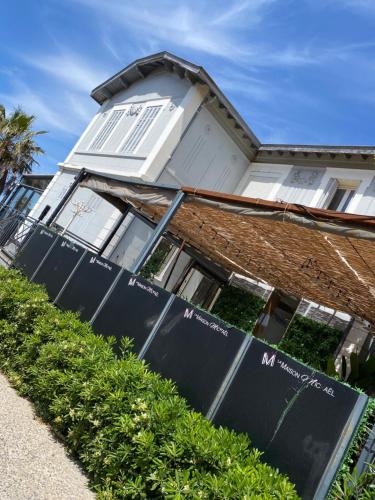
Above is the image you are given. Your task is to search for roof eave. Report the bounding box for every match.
[90,51,260,149]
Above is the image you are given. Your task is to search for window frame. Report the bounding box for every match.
[322,178,360,213]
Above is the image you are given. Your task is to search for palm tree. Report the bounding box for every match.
[0,105,46,198]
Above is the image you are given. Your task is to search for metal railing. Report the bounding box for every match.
[0,205,101,260]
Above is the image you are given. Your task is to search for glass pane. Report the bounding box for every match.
[327,189,346,210]
[25,191,41,214]
[341,190,355,212]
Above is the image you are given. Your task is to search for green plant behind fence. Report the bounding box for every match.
[0,268,298,499]
[280,315,343,372]
[211,285,265,332]
[211,286,343,372]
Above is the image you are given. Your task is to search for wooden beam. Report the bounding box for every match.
[119,75,129,89]
[135,65,145,78]
[173,64,185,79]
[101,88,112,99]
[164,61,174,72]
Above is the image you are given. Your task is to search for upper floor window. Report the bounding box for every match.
[90,109,125,150]
[327,187,355,211]
[324,179,359,212]
[119,104,162,154]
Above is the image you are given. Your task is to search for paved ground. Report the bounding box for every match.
[0,372,95,500]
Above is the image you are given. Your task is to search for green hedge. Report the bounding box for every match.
[280,315,343,372]
[212,287,342,372]
[0,268,298,499]
[211,285,265,333]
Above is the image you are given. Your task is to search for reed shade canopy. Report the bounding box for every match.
[80,172,375,326]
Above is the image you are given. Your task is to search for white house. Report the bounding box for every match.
[28,52,375,357]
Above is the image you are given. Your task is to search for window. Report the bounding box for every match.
[327,188,355,211]
[120,105,162,153]
[323,179,359,212]
[90,109,125,150]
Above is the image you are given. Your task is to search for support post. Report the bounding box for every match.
[130,190,185,274]
[252,289,300,344]
[0,181,20,209]
[45,168,86,227]
[98,204,131,256]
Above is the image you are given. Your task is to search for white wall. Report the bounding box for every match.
[54,185,119,248]
[66,71,193,177]
[239,162,375,215]
[29,170,76,221]
[238,163,290,200]
[158,106,250,192]
[29,70,207,251]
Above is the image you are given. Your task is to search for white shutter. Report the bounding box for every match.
[120,105,162,153]
[90,110,125,150]
[317,178,338,208]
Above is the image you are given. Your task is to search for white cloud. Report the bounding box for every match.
[0,79,95,136]
[22,50,111,93]
[215,71,272,101]
[67,0,371,72]
[67,0,285,64]
[339,0,375,13]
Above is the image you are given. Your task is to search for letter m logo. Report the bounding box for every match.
[262,352,276,367]
[184,308,194,320]
[89,256,96,264]
[128,277,136,287]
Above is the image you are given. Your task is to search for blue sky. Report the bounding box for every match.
[1,0,375,174]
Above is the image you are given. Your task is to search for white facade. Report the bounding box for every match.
[239,162,375,214]
[29,52,375,342]
[30,61,255,263]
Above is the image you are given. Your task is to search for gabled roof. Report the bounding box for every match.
[260,144,375,155]
[91,51,375,165]
[90,51,260,149]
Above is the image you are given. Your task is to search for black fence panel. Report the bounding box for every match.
[213,338,363,499]
[13,226,58,279]
[92,272,170,354]
[32,238,86,301]
[143,297,246,414]
[11,223,367,498]
[55,253,121,322]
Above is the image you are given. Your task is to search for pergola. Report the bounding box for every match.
[79,171,375,327]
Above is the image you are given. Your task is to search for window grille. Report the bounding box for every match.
[120,105,162,153]
[90,110,125,150]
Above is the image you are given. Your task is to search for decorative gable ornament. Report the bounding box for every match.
[127,104,143,117]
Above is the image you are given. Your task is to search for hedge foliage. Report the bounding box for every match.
[211,286,343,372]
[0,268,298,499]
[280,315,343,372]
[211,285,265,333]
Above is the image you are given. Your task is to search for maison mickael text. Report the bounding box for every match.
[262,352,336,398]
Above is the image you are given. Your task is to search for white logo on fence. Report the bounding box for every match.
[128,277,136,287]
[184,308,194,320]
[262,352,276,367]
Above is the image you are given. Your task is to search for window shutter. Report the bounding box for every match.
[90,110,125,150]
[121,105,162,153]
[316,178,338,208]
